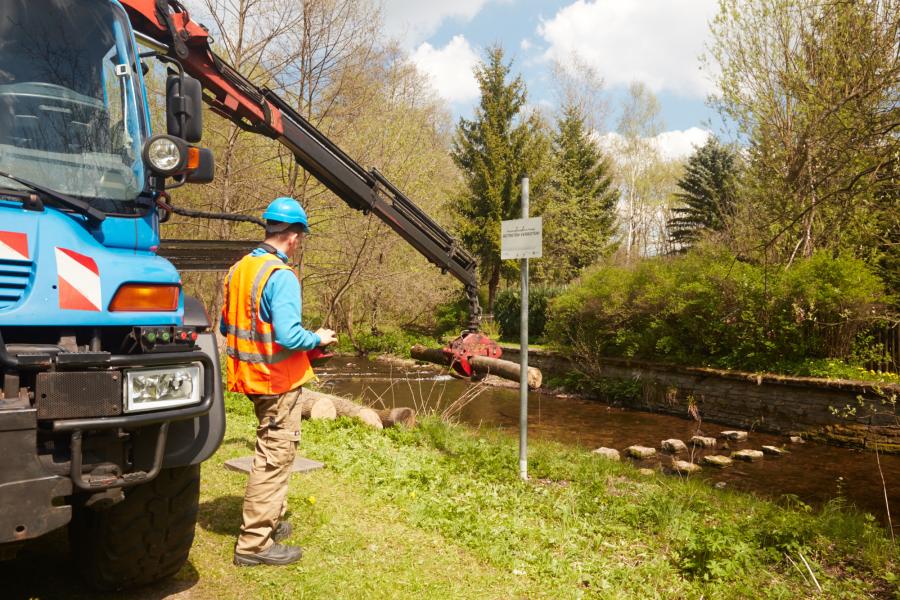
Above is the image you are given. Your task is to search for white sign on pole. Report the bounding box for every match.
[501,217,542,260]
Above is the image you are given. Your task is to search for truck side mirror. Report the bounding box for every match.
[166,73,203,143]
[186,148,215,184]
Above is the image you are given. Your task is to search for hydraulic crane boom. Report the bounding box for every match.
[123,0,483,328]
[122,0,502,372]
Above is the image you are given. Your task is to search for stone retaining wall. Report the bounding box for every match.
[501,347,900,452]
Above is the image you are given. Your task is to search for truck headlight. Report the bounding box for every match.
[142,134,188,176]
[124,364,202,413]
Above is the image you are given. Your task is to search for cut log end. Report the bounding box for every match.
[301,395,337,420]
[376,407,417,428]
[357,407,384,430]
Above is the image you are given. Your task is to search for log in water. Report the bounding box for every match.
[410,344,542,389]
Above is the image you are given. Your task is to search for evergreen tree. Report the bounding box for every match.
[667,138,738,250]
[540,103,618,283]
[451,46,548,313]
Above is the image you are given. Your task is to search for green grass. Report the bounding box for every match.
[175,391,899,599]
[791,358,900,385]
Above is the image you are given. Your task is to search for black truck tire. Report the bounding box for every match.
[70,464,201,591]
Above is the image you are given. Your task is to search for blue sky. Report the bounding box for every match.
[383,0,726,159]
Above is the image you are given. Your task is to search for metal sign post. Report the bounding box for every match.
[501,178,541,481]
[518,179,529,481]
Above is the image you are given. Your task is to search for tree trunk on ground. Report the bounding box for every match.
[301,394,337,420]
[302,391,416,429]
[304,390,383,429]
[409,345,542,389]
[375,407,416,428]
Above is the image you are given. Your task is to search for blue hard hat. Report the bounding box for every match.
[263,197,309,232]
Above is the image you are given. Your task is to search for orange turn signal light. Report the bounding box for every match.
[186,147,201,171]
[109,284,180,312]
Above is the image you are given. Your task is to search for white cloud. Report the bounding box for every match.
[597,128,711,161]
[653,128,711,161]
[410,35,481,104]
[539,0,719,98]
[520,38,533,51]
[380,0,495,47]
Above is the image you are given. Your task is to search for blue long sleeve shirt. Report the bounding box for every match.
[220,247,321,350]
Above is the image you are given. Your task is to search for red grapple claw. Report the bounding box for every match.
[306,347,334,364]
[443,332,502,377]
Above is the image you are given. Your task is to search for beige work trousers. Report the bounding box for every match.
[235,387,303,554]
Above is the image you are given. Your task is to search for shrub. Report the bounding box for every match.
[547,249,888,373]
[433,295,470,337]
[493,286,560,342]
[339,327,437,358]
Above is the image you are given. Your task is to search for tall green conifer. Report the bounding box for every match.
[667,138,738,250]
[540,103,618,282]
[451,46,548,312]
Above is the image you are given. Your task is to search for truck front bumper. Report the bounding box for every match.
[0,344,223,545]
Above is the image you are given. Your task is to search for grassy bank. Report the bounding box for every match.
[174,391,899,599]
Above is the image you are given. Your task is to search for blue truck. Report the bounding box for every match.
[0,0,497,590]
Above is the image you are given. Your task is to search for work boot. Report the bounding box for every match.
[233,543,303,566]
[272,520,293,542]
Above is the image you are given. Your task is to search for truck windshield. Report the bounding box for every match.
[0,0,148,214]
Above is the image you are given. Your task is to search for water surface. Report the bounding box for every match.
[316,356,900,531]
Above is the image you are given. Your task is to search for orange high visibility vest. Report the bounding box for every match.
[222,253,314,395]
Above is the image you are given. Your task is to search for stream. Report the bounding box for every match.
[315,356,899,529]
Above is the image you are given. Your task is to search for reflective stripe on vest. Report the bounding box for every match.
[224,346,293,364]
[222,323,274,343]
[222,253,314,395]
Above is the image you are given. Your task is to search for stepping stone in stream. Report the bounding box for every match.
[731,449,764,462]
[671,459,702,474]
[720,430,748,441]
[661,439,688,453]
[690,436,717,448]
[789,436,805,444]
[703,455,734,468]
[625,445,657,459]
[592,447,620,461]
[761,445,788,456]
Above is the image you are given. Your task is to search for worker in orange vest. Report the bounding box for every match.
[222,197,337,566]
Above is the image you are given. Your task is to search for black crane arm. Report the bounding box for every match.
[258,88,483,330]
[125,0,482,330]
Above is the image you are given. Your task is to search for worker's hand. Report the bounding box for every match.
[315,328,338,346]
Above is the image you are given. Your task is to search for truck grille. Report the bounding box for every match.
[0,258,32,310]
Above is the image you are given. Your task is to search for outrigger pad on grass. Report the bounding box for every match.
[224,455,325,474]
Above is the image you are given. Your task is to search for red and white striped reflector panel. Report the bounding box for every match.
[55,248,102,311]
[0,231,29,261]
